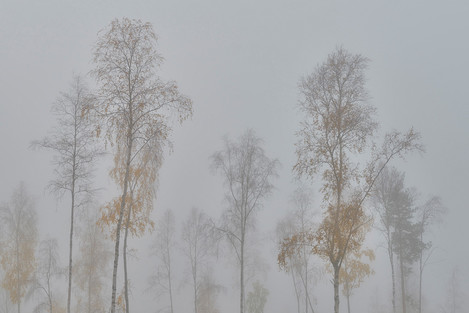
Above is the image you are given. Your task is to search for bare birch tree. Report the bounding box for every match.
[373,166,404,313]
[294,47,423,313]
[75,211,110,313]
[0,182,38,313]
[416,196,445,313]
[211,129,279,313]
[148,209,177,313]
[33,238,64,313]
[276,214,303,313]
[181,208,216,313]
[32,75,100,313]
[90,18,192,313]
[441,267,466,313]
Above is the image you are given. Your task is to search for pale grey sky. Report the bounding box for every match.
[1,1,468,312]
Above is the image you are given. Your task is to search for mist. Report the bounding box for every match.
[1,1,468,313]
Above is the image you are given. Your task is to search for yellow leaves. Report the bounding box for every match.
[340,248,375,296]
[1,237,36,304]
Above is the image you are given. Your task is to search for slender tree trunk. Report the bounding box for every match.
[49,294,53,313]
[333,264,340,313]
[306,289,315,313]
[68,176,75,313]
[399,255,406,313]
[168,255,174,313]
[345,274,351,313]
[68,103,78,313]
[110,129,133,313]
[16,232,20,313]
[290,269,300,313]
[418,266,422,313]
[193,263,198,313]
[418,231,423,313]
[240,236,245,313]
[123,200,132,313]
[388,238,396,313]
[298,265,315,313]
[333,149,343,313]
[194,281,197,313]
[305,256,308,313]
[346,293,351,313]
[344,259,351,313]
[88,272,91,313]
[68,198,74,313]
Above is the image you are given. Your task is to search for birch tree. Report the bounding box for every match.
[276,215,303,313]
[0,183,38,313]
[33,239,64,313]
[211,129,279,313]
[373,166,404,313]
[91,18,192,313]
[148,209,177,313]
[75,211,110,313]
[391,186,423,313]
[294,47,422,313]
[416,196,445,313]
[32,75,100,313]
[277,186,318,313]
[98,136,160,313]
[181,208,216,313]
[374,166,430,313]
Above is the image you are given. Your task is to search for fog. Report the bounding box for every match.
[1,1,468,313]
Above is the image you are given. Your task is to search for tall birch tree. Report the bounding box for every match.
[148,209,177,313]
[294,47,422,313]
[33,238,64,313]
[277,186,318,313]
[373,166,404,313]
[98,135,160,313]
[32,75,100,313]
[181,208,216,313]
[416,196,445,313]
[211,129,279,313]
[91,18,192,313]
